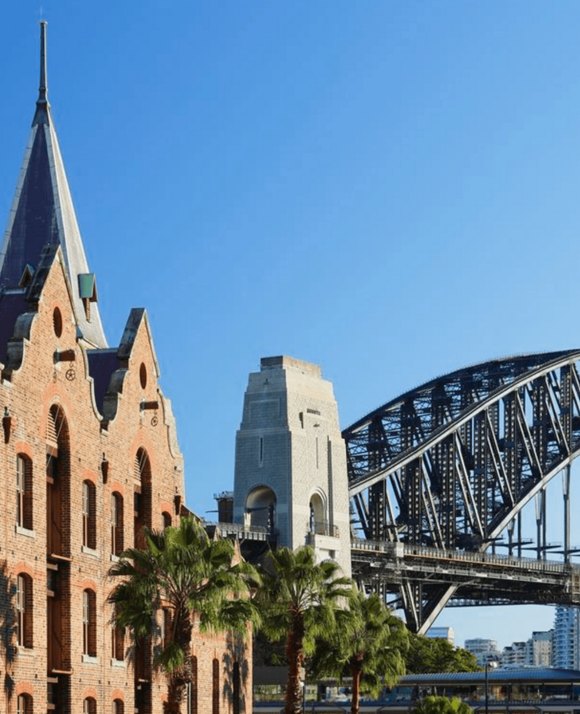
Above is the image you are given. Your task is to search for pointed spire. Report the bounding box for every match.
[0,22,108,347]
[33,21,50,126]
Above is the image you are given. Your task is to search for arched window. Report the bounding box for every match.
[111,492,124,556]
[82,589,97,657]
[309,492,326,535]
[191,656,198,714]
[16,694,32,714]
[245,486,276,530]
[46,405,70,556]
[16,454,33,530]
[16,573,33,648]
[83,698,97,714]
[162,511,172,529]
[113,700,124,714]
[212,658,220,714]
[134,448,152,548]
[112,621,124,662]
[82,481,97,550]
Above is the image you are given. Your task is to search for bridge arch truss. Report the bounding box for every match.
[343,350,580,632]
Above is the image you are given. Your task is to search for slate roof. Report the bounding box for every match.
[0,22,107,348]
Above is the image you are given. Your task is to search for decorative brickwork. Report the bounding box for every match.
[0,23,252,714]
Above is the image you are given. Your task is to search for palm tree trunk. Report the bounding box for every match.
[350,662,363,714]
[165,676,183,714]
[285,616,305,714]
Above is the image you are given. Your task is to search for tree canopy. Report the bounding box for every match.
[311,589,408,714]
[406,633,480,674]
[255,546,352,714]
[412,695,473,714]
[109,515,258,714]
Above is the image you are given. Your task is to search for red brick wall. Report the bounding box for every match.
[0,253,252,713]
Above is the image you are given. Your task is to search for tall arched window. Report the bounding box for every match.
[212,657,220,714]
[16,454,33,530]
[46,405,70,556]
[112,621,124,662]
[245,486,276,530]
[16,694,32,714]
[83,698,96,714]
[111,492,124,556]
[134,448,152,548]
[82,481,97,550]
[191,656,198,714]
[16,573,33,648]
[113,700,124,714]
[82,589,96,657]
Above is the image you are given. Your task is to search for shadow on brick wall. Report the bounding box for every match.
[0,562,17,700]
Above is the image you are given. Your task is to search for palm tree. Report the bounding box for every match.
[256,546,353,714]
[312,589,408,714]
[109,515,259,714]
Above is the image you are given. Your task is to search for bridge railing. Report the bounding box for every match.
[351,538,578,575]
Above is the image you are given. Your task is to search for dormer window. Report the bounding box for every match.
[78,273,98,321]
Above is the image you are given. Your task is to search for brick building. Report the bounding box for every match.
[0,23,251,714]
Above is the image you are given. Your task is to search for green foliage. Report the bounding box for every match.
[412,695,473,714]
[312,589,408,694]
[256,546,353,714]
[310,588,408,714]
[109,516,259,713]
[406,633,480,674]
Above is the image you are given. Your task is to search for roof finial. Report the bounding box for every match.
[33,20,50,126]
[38,21,48,104]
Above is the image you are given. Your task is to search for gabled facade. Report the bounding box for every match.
[0,23,251,714]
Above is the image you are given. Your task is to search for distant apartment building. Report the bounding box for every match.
[501,641,527,668]
[465,638,501,667]
[426,627,455,645]
[553,607,580,669]
[526,631,553,667]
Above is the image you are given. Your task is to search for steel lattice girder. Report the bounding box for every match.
[343,350,580,631]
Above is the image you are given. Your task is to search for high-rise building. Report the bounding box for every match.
[0,23,251,713]
[426,627,455,645]
[464,638,501,667]
[526,631,553,667]
[501,642,527,668]
[553,606,580,669]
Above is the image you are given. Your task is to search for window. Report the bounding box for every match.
[112,622,124,662]
[16,573,32,648]
[111,493,123,556]
[82,481,96,549]
[113,700,124,714]
[212,658,220,714]
[191,656,198,714]
[17,694,32,714]
[161,608,172,648]
[162,511,172,529]
[16,455,33,530]
[233,661,241,714]
[82,589,96,656]
[83,698,96,714]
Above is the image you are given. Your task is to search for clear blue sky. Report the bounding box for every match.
[2,1,580,649]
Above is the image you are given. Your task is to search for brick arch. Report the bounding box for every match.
[80,687,98,700]
[13,563,34,579]
[111,689,125,701]
[128,432,158,474]
[13,441,33,459]
[40,389,75,438]
[14,681,34,696]
[77,578,98,592]
[81,469,98,485]
[109,480,126,497]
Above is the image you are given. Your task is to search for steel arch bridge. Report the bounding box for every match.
[343,349,580,633]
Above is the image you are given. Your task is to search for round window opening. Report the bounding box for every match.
[139,363,147,389]
[53,307,63,338]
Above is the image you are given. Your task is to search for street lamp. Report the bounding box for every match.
[485,660,498,714]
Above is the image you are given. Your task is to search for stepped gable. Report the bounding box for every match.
[0,21,106,348]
